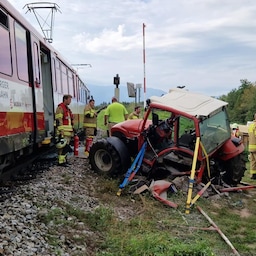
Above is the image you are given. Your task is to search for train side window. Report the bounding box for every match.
[67,69,73,97]
[52,58,57,92]
[79,83,82,101]
[0,8,12,75]
[33,42,41,87]
[81,87,84,103]
[80,82,83,102]
[14,21,28,82]
[77,79,81,101]
[0,7,8,29]
[81,81,89,103]
[61,63,68,94]
[72,73,76,97]
[83,87,88,103]
[85,89,88,103]
[56,59,62,93]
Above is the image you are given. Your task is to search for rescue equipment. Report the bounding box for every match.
[117,141,147,196]
[185,137,200,214]
[74,134,79,156]
[197,206,241,256]
[85,136,94,157]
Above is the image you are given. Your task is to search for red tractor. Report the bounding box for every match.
[89,88,246,185]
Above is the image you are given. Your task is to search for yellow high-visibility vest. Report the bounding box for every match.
[248,121,256,152]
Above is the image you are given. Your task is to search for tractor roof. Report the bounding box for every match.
[150,88,228,117]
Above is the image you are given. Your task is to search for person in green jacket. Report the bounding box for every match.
[104,97,128,136]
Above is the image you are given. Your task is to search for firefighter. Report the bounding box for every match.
[55,94,74,166]
[231,123,240,138]
[248,114,256,180]
[104,97,128,136]
[83,99,97,157]
[128,106,141,120]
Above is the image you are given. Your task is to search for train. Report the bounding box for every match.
[0,0,90,176]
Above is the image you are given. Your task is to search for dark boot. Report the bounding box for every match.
[251,174,256,180]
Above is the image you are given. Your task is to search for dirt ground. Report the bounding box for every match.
[72,155,256,220]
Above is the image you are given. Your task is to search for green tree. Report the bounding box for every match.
[219,79,256,124]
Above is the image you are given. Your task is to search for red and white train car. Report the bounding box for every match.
[0,0,90,172]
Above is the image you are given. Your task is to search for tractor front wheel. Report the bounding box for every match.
[223,153,247,185]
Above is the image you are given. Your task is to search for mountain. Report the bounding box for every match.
[89,84,166,105]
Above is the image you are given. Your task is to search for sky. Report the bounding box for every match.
[6,0,256,97]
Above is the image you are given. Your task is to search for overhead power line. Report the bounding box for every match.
[23,2,61,43]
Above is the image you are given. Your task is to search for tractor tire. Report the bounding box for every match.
[222,152,247,185]
[89,138,130,177]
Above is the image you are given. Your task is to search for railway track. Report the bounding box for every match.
[0,147,58,201]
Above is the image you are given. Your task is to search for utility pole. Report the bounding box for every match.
[136,84,142,104]
[143,23,146,108]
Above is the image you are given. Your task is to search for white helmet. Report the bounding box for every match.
[56,138,67,149]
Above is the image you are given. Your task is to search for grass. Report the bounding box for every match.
[39,170,256,255]
[39,103,256,255]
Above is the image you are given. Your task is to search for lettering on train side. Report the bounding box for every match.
[0,80,9,89]
[0,90,8,98]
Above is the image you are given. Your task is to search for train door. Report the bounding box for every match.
[29,34,45,143]
[29,35,54,143]
[40,47,54,139]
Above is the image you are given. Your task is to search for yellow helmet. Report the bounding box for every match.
[56,138,67,149]
[230,123,238,130]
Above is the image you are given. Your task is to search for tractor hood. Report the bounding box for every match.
[112,119,152,138]
[150,88,228,117]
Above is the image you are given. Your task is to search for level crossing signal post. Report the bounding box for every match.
[113,74,120,101]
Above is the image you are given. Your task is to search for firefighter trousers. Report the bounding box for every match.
[249,152,256,175]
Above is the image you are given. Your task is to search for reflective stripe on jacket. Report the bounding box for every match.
[248,122,256,152]
[55,103,73,133]
[83,104,97,128]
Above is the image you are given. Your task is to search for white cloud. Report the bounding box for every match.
[72,24,139,54]
[6,0,256,98]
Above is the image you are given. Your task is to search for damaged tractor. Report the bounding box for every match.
[89,88,246,186]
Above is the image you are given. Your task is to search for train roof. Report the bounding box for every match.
[150,88,228,117]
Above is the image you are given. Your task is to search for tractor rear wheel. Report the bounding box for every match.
[89,138,128,177]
